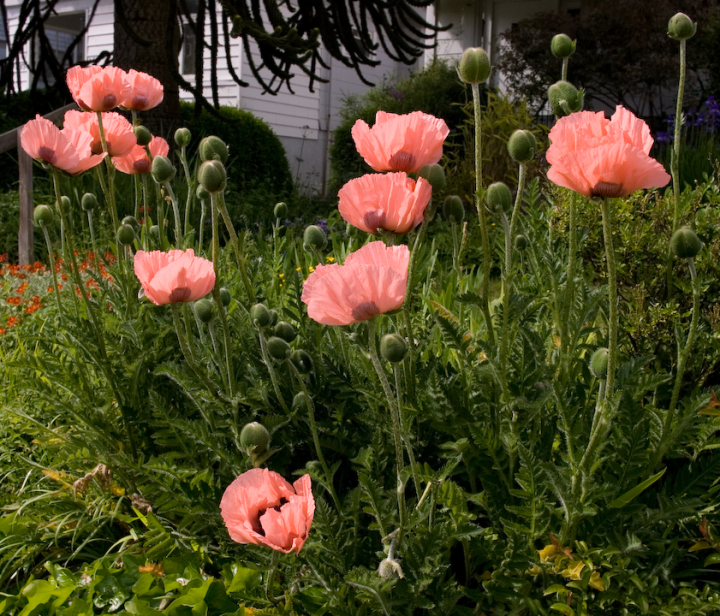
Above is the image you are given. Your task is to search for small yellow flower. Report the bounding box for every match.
[296,267,302,272]
[309,266,315,272]
[109,484,125,497]
[279,273,285,278]
[279,284,283,287]
[326,256,335,262]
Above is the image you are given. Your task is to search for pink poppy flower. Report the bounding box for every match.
[134,249,215,305]
[120,69,164,111]
[66,65,130,112]
[351,111,450,173]
[20,115,106,176]
[220,469,315,555]
[546,106,671,198]
[302,241,409,326]
[339,172,432,235]
[64,110,136,158]
[113,136,169,174]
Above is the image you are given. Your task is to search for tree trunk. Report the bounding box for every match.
[114,0,181,137]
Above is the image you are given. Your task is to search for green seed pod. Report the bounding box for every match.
[117,224,136,246]
[457,47,491,84]
[174,127,192,148]
[670,227,702,258]
[239,422,270,454]
[194,298,214,323]
[149,225,160,241]
[199,135,229,164]
[274,321,296,343]
[33,204,54,227]
[267,336,292,361]
[548,80,584,118]
[198,160,227,193]
[291,349,313,374]
[551,33,575,58]
[274,202,288,219]
[219,287,231,306]
[57,196,71,214]
[134,125,152,147]
[590,348,609,379]
[303,225,327,251]
[122,215,140,229]
[514,234,528,251]
[418,163,446,191]
[81,193,98,211]
[250,303,271,327]
[380,333,407,363]
[292,391,308,411]
[196,184,210,201]
[151,155,175,183]
[668,12,696,41]
[442,195,465,224]
[486,182,513,213]
[507,130,537,164]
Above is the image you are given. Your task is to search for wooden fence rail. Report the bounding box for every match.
[0,103,78,264]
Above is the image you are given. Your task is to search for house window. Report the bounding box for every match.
[42,12,85,64]
[0,15,7,60]
[181,23,196,75]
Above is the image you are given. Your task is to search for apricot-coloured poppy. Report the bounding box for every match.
[302,241,409,326]
[20,115,106,176]
[220,469,315,555]
[338,172,432,235]
[64,110,136,158]
[351,111,450,173]
[120,69,164,111]
[67,65,130,112]
[113,136,169,175]
[134,249,215,305]
[546,106,670,198]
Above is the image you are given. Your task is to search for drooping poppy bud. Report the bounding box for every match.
[486,182,512,213]
[507,130,537,163]
[194,298,215,323]
[267,336,292,361]
[134,125,152,147]
[442,195,465,223]
[274,321,296,343]
[548,81,584,118]
[240,422,270,454]
[418,163,446,191]
[250,303,271,327]
[380,333,407,363]
[34,205,54,227]
[670,227,702,258]
[304,225,327,251]
[117,224,136,246]
[151,155,175,183]
[291,349,313,374]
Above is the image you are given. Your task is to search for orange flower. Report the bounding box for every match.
[113,136,169,175]
[26,304,40,314]
[6,297,22,305]
[301,241,409,326]
[0,253,7,262]
[120,70,164,111]
[64,110,136,158]
[0,327,5,335]
[546,106,671,198]
[134,249,215,305]
[338,172,432,235]
[351,111,449,173]
[66,65,130,112]
[16,282,28,294]
[6,316,18,327]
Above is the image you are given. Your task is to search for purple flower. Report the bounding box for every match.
[656,131,670,143]
[316,219,329,234]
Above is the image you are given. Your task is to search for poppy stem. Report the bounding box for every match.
[257,328,292,416]
[41,226,63,318]
[471,82,496,347]
[265,551,281,604]
[561,57,569,82]
[141,174,151,250]
[178,146,194,237]
[96,111,120,247]
[600,198,618,402]
[198,196,207,255]
[163,180,183,247]
[212,285,235,398]
[561,194,578,376]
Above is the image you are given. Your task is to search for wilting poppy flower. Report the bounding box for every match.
[546,106,671,198]
[302,241,409,326]
[134,249,215,305]
[339,172,432,235]
[220,469,314,555]
[64,110,136,158]
[120,69,164,111]
[113,136,169,175]
[351,111,449,173]
[66,65,130,112]
[20,115,106,175]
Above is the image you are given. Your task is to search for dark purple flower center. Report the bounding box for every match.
[591,181,624,199]
[169,287,192,303]
[388,150,416,172]
[102,94,117,110]
[351,301,381,322]
[133,159,151,174]
[38,147,57,165]
[363,210,387,233]
[131,95,149,110]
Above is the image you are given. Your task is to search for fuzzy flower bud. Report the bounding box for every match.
[58,196,71,214]
[198,160,227,193]
[151,155,175,183]
[442,195,464,223]
[590,348,609,379]
[134,125,152,147]
[514,234,528,251]
[548,80,584,118]
[117,223,136,246]
[174,127,192,148]
[274,321,296,343]
[507,130,537,163]
[418,163,446,191]
[551,33,575,58]
[194,298,214,323]
[303,225,327,251]
[378,558,404,579]
[670,227,702,258]
[291,349,313,374]
[199,135,229,163]
[81,193,98,212]
[668,12,696,41]
[486,182,512,213]
[267,336,292,361]
[239,422,270,454]
[457,47,491,84]
[250,303,271,327]
[149,225,160,241]
[219,287,231,306]
[380,333,407,363]
[293,391,308,411]
[274,202,288,218]
[34,204,53,227]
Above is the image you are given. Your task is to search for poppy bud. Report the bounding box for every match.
[292,391,308,411]
[548,80,584,117]
[378,558,404,579]
[199,135,229,164]
[174,127,192,148]
[149,225,160,241]
[57,196,71,214]
[117,224,135,246]
[291,349,313,374]
[457,47,491,84]
[590,348,608,379]
[134,125,152,147]
[268,309,279,326]
[81,193,98,211]
[486,182,512,213]
[274,320,296,343]
[551,33,575,58]
[274,202,288,218]
[668,12,696,41]
[442,195,465,224]
[194,298,214,323]
[380,334,407,363]
[122,215,140,229]
[34,204,53,227]
[196,185,210,201]
[240,422,270,454]
[670,227,702,258]
[198,160,227,193]
[514,234,528,251]
[418,163,446,191]
[151,155,175,183]
[507,130,537,163]
[219,287,231,306]
[250,303,271,327]
[304,225,327,251]
[267,336,292,361]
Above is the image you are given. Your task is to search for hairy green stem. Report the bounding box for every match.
[562,57,569,82]
[41,226,63,317]
[257,329,292,416]
[96,112,120,250]
[179,147,194,237]
[561,195,578,375]
[212,286,234,398]
[141,174,150,250]
[600,199,619,401]
[198,197,207,254]
[163,180,183,247]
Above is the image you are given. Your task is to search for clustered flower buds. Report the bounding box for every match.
[199,135,229,163]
